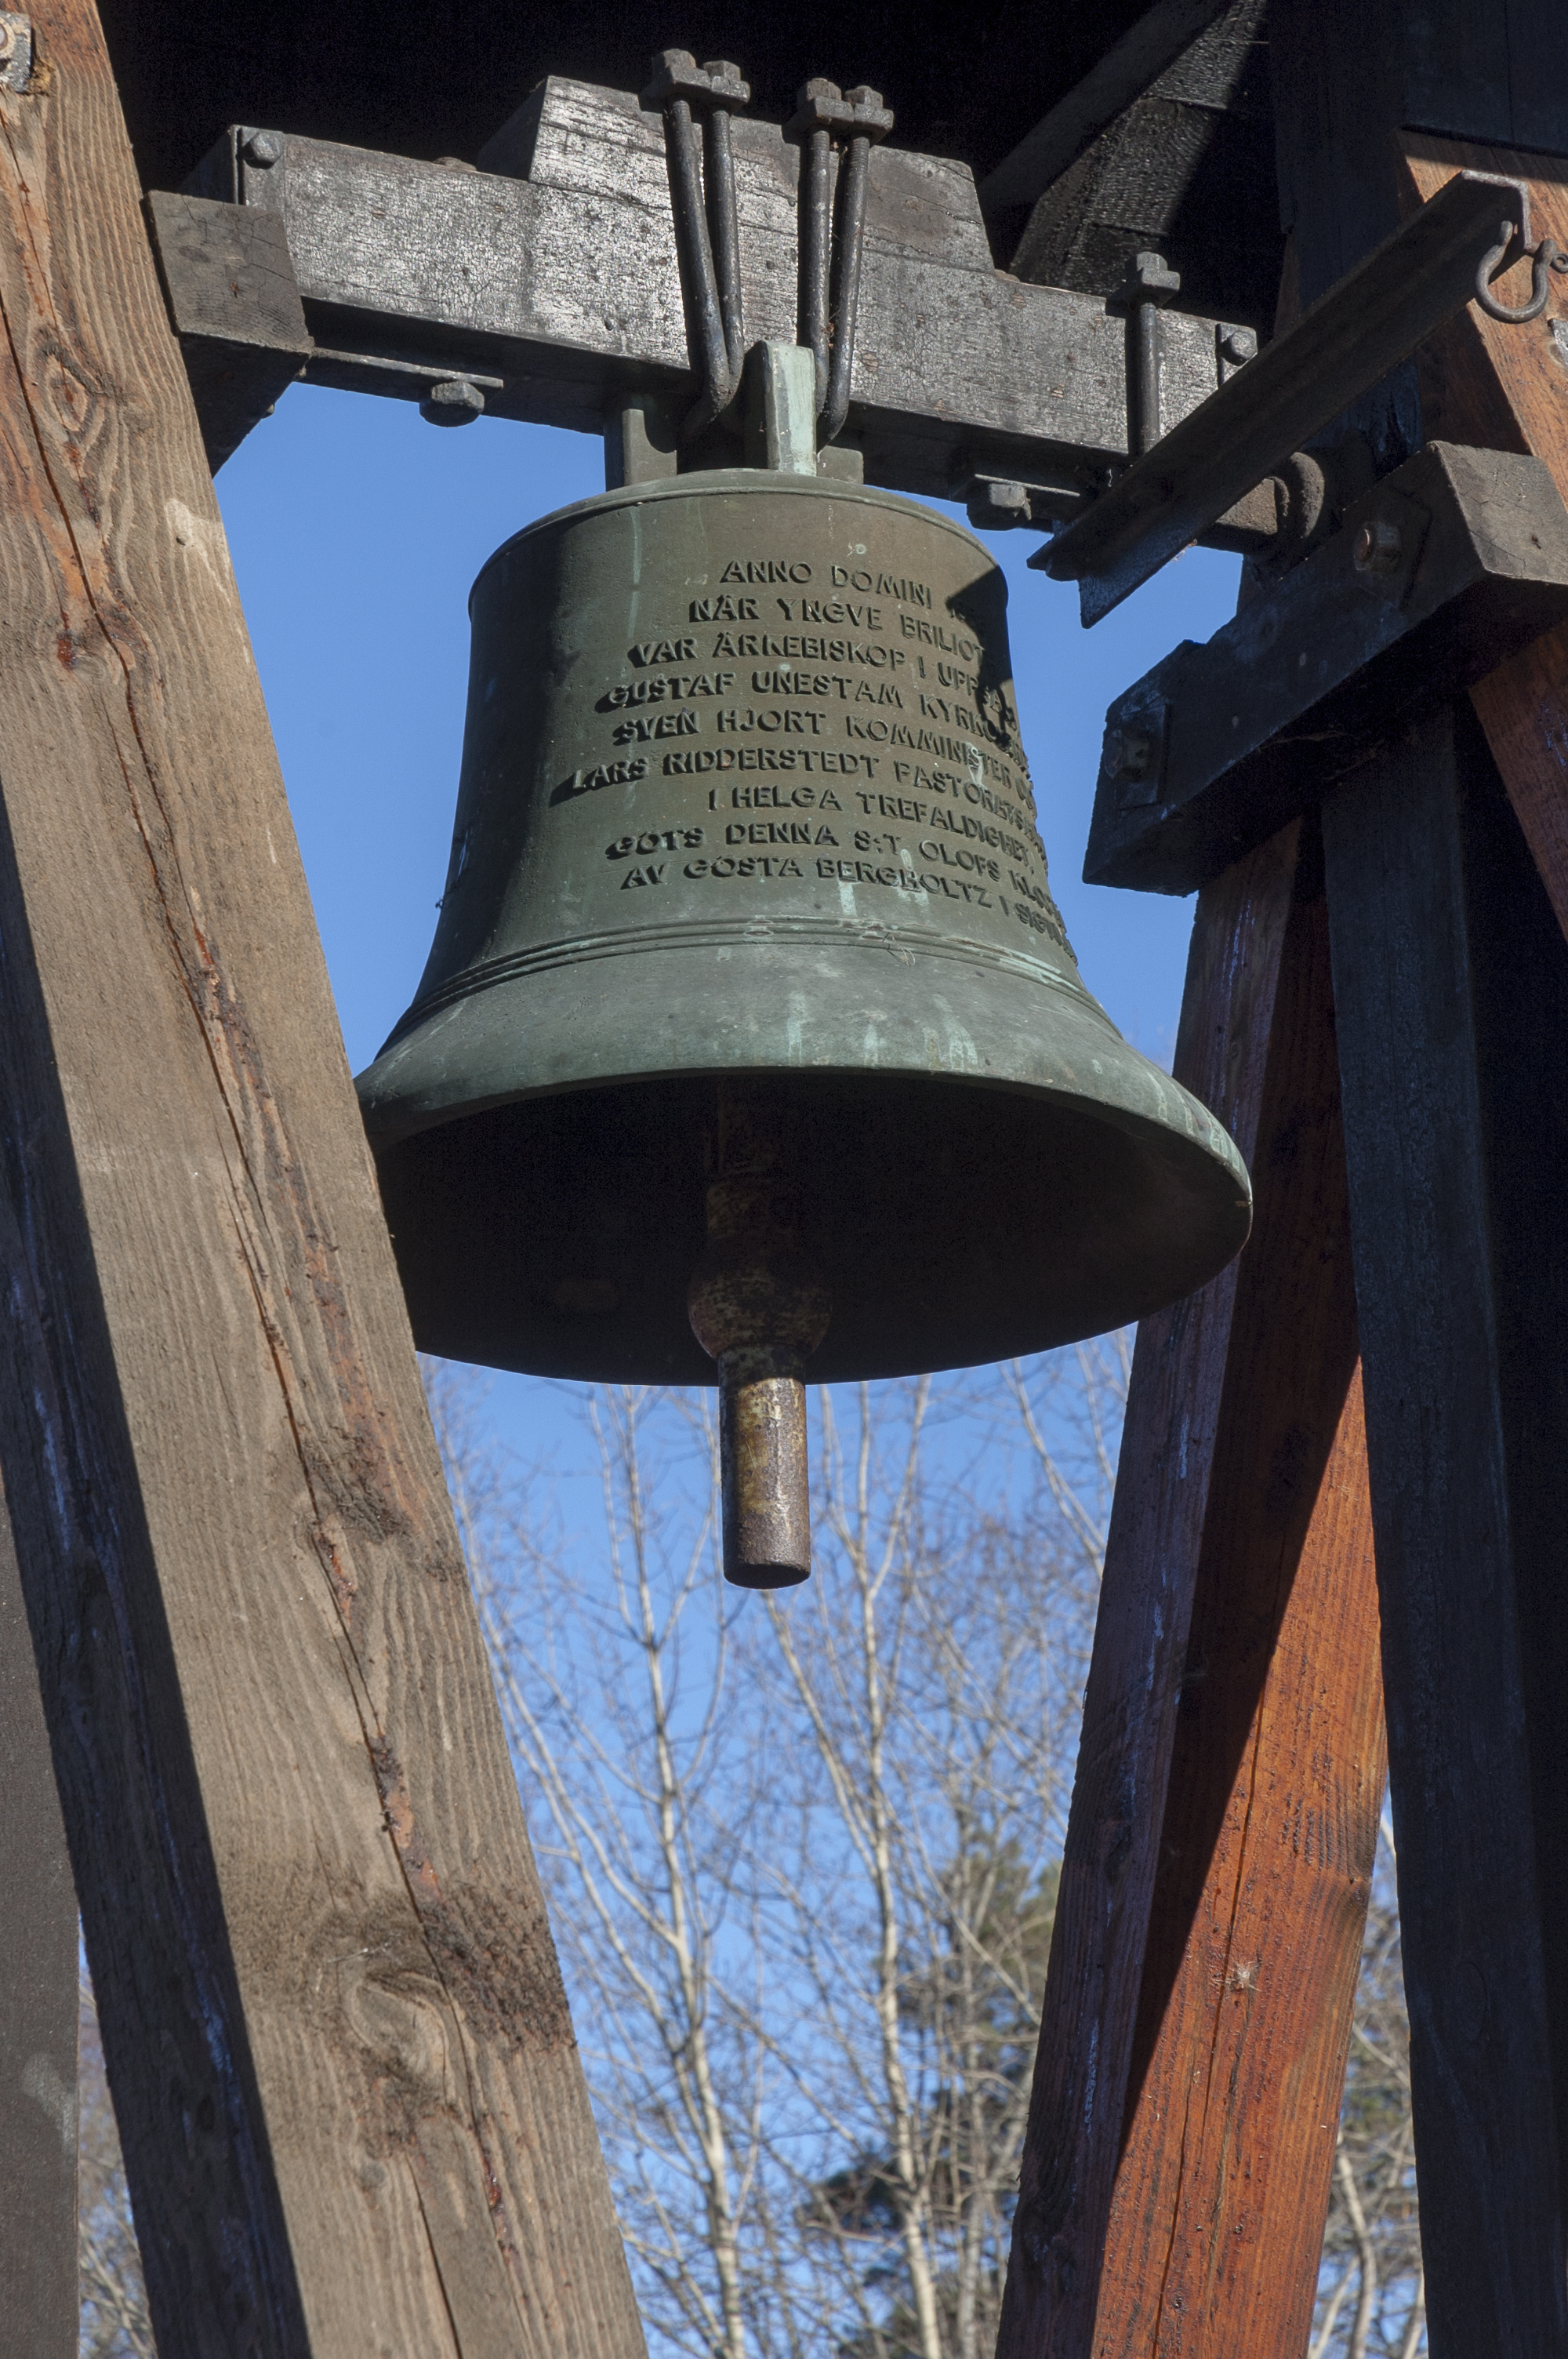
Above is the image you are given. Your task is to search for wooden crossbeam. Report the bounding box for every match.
[0,5,644,2353]
[150,78,1244,496]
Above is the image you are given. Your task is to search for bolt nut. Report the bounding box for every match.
[1221,326,1258,365]
[1353,518,1403,576]
[241,131,284,168]
[1105,725,1154,781]
[420,379,485,427]
[967,479,1031,529]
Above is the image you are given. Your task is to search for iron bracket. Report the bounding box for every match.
[1040,171,1543,624]
[1083,442,1568,896]
[0,13,31,93]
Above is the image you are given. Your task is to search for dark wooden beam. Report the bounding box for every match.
[978,0,1236,211]
[0,1520,77,2356]
[1000,0,1280,329]
[998,812,1381,2355]
[1322,698,1568,2355]
[0,5,644,2353]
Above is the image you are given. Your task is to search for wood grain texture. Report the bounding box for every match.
[1323,697,1568,2357]
[1096,871,1381,2359]
[997,819,1304,2358]
[0,1499,78,2355]
[1399,136,1568,941]
[977,0,1236,211]
[0,8,643,2356]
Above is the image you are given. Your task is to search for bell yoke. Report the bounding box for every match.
[354,56,1252,1588]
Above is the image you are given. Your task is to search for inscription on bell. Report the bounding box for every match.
[601,670,735,709]
[455,476,1065,967]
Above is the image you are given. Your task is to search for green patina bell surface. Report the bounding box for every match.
[356,468,1250,1385]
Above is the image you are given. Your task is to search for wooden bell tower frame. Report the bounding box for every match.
[4,2,1568,2354]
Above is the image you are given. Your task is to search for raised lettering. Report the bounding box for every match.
[613,709,701,744]
[629,635,698,666]
[550,754,650,804]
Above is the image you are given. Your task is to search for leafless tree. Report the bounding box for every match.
[75,1333,1423,2359]
[1311,1819,1424,2359]
[78,1965,155,2358]
[434,1351,1115,2359]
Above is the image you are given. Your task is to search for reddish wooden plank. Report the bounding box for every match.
[1400,137,1568,938]
[1097,871,1380,2357]
[0,7,644,2354]
[998,818,1307,2357]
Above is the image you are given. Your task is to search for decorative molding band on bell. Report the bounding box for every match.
[356,468,1251,1583]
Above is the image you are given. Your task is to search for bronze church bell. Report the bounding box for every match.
[357,463,1251,1585]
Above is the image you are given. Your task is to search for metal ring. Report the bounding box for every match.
[1475,232,1568,325]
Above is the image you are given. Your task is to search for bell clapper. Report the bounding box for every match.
[687,1086,830,1587]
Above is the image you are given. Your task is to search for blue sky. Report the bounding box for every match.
[215,385,1243,1463]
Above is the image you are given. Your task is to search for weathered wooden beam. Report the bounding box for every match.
[0,1515,78,2356]
[997,812,1378,2355]
[0,5,644,2354]
[1094,868,1381,2357]
[158,76,1242,495]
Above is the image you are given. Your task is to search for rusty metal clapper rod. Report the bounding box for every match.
[644,51,751,437]
[1040,169,1546,623]
[786,78,894,445]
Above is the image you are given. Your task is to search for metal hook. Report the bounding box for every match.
[1475,228,1568,324]
[786,80,894,449]
[644,53,750,440]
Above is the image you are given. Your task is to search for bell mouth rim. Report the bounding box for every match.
[361,1055,1247,1183]
[469,467,998,609]
[365,1065,1252,1388]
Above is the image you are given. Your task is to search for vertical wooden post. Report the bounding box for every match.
[1093,889,1382,2359]
[0,1513,77,2356]
[997,819,1381,2357]
[1322,700,1568,2353]
[0,5,644,2354]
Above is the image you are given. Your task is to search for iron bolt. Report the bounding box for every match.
[420,379,485,427]
[1122,250,1181,304]
[1354,518,1403,575]
[1221,326,1258,365]
[968,479,1032,529]
[242,132,284,168]
[1105,725,1154,781]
